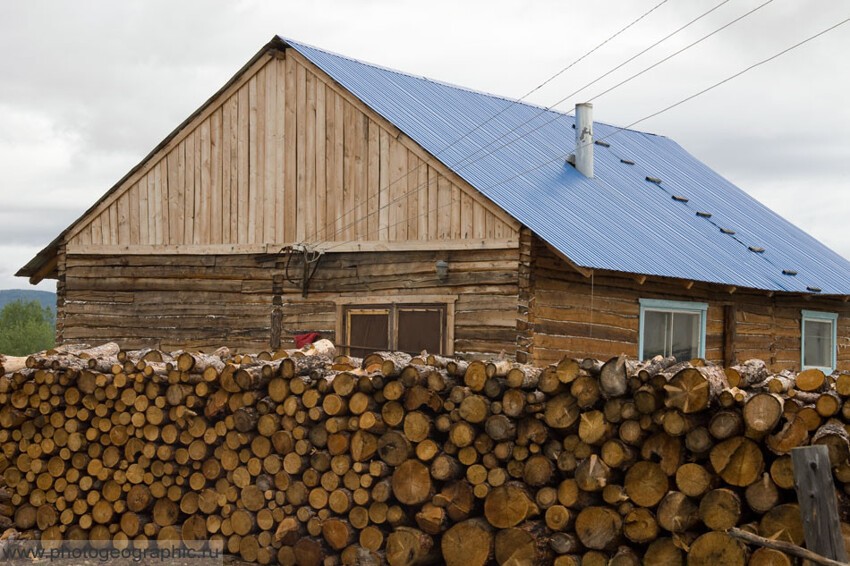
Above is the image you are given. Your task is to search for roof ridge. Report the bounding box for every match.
[278,35,566,116]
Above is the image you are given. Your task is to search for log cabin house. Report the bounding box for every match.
[17,36,850,372]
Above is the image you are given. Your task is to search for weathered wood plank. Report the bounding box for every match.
[183,129,195,244]
[254,65,266,244]
[295,61,307,242]
[378,128,390,241]
[283,51,297,243]
[314,74,326,244]
[791,446,850,562]
[304,69,317,243]
[263,60,276,244]
[247,73,258,244]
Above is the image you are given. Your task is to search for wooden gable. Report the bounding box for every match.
[64,47,520,255]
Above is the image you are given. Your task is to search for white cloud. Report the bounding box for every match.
[2,0,849,289]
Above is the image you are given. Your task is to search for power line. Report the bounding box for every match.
[318,14,850,255]
[303,0,673,244]
[308,0,740,247]
[586,0,776,104]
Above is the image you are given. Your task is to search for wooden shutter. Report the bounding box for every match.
[397,306,444,355]
[347,308,390,357]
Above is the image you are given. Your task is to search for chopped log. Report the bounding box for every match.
[391,460,432,506]
[664,366,727,414]
[656,491,698,533]
[440,518,493,566]
[710,437,764,487]
[687,531,747,565]
[699,488,741,530]
[385,527,437,566]
[494,522,552,565]
[574,506,622,550]
[484,483,538,528]
[742,392,783,437]
[624,461,668,507]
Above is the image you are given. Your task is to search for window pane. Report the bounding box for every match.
[671,312,700,361]
[348,311,389,358]
[397,308,443,355]
[643,311,670,359]
[804,319,833,368]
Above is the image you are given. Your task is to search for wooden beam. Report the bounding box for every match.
[29,255,59,284]
[545,244,592,278]
[66,239,519,256]
[726,286,737,295]
[682,280,694,290]
[633,275,647,285]
[727,528,848,566]
[723,304,737,368]
[791,445,850,563]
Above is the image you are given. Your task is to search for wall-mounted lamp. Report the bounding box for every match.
[435,260,449,282]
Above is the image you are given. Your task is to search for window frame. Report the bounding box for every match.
[638,298,708,361]
[801,309,838,373]
[335,295,457,356]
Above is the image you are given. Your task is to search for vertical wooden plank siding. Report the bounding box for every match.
[342,101,356,242]
[304,71,317,242]
[192,129,202,245]
[65,53,520,250]
[138,176,149,245]
[417,159,429,240]
[283,55,297,243]
[315,81,327,242]
[353,113,367,241]
[128,183,140,245]
[228,95,239,244]
[295,63,307,241]
[332,92,345,242]
[388,136,407,241]
[153,161,163,245]
[237,86,249,244]
[254,66,266,244]
[175,140,186,245]
[274,58,286,244]
[108,199,118,244]
[263,62,276,244]
[406,153,419,241]
[199,120,211,245]
[247,74,258,244]
[378,129,390,241]
[220,97,232,244]
[117,192,130,244]
[366,121,379,240]
[167,147,180,244]
[184,131,195,245]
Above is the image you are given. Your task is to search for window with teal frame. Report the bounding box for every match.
[639,299,708,362]
[801,310,837,373]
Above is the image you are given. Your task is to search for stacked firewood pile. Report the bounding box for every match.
[2,342,849,565]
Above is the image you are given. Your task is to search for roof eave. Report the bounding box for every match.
[15,36,289,285]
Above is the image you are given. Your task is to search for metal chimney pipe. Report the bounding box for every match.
[575,103,594,178]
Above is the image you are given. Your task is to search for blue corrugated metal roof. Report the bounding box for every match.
[283,37,850,295]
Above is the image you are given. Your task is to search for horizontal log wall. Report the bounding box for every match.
[59,248,520,355]
[66,49,518,250]
[529,237,850,371]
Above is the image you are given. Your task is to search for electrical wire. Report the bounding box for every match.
[302,0,674,244]
[318,14,850,256]
[309,0,744,247]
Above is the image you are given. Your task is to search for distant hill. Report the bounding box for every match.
[0,289,56,314]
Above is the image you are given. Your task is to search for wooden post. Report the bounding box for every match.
[723,304,737,367]
[791,445,849,562]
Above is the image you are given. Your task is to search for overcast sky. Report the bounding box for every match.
[2,0,848,292]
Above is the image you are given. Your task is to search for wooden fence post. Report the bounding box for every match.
[791,445,850,562]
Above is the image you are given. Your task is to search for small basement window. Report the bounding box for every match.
[639,299,707,361]
[801,310,837,373]
[344,303,448,357]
